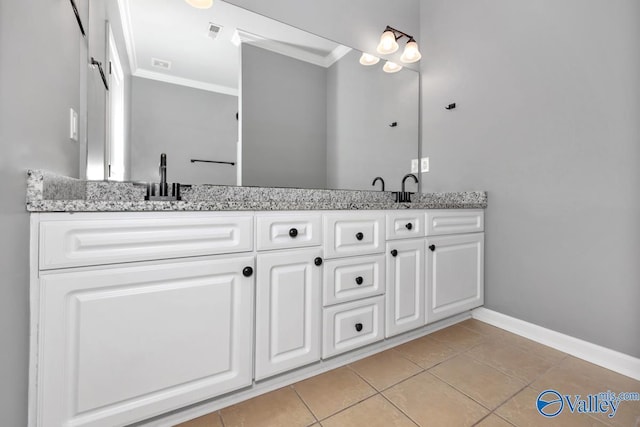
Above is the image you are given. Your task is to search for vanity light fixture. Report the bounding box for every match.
[400,39,422,63]
[383,61,403,73]
[185,0,213,9]
[376,25,422,64]
[376,28,399,55]
[359,52,380,66]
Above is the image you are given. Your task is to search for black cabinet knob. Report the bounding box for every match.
[355,232,364,241]
[355,323,363,332]
[289,228,298,238]
[391,249,398,257]
[314,257,323,266]
[355,276,364,285]
[429,244,436,252]
[405,223,413,230]
[242,266,253,277]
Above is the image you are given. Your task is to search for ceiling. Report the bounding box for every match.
[117,0,350,95]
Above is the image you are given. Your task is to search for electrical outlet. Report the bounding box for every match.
[421,157,430,173]
[411,159,419,173]
[69,108,78,142]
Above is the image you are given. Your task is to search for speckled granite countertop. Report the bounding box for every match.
[26,170,487,212]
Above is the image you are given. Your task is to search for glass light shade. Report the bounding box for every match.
[400,40,422,63]
[383,61,403,73]
[376,30,399,54]
[185,0,213,9]
[359,52,380,66]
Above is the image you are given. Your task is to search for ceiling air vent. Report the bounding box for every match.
[151,58,171,70]
[208,23,223,40]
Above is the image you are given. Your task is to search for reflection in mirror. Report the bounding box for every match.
[85,0,419,191]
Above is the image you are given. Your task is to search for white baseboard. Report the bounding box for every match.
[472,307,640,381]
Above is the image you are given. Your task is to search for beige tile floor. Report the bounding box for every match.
[176,319,640,427]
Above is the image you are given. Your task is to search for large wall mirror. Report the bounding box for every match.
[85,0,419,192]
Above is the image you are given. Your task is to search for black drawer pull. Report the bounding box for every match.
[314,257,323,266]
[242,266,253,277]
[355,323,363,332]
[405,223,413,230]
[355,276,364,285]
[355,232,364,241]
[391,249,398,257]
[429,244,436,252]
[289,228,298,238]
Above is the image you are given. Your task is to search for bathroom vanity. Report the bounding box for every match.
[26,171,486,427]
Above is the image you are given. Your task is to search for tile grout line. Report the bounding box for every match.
[377,391,421,427]
[314,392,381,424]
[217,410,226,427]
[289,385,320,425]
[346,358,426,394]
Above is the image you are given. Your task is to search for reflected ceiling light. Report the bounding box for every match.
[400,39,422,63]
[359,52,380,66]
[383,61,402,73]
[185,0,213,9]
[376,25,422,64]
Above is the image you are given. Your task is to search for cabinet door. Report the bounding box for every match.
[426,233,484,323]
[255,248,322,380]
[37,256,254,427]
[386,239,425,337]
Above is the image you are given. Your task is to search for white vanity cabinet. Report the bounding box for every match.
[31,212,255,427]
[29,207,485,426]
[425,210,485,323]
[254,212,323,380]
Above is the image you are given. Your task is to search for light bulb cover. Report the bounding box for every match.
[377,30,399,54]
[359,52,380,66]
[185,0,213,9]
[383,61,403,73]
[400,40,422,63]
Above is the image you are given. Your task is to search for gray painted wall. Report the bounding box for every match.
[420,0,640,357]
[130,77,238,185]
[0,1,81,425]
[327,49,419,191]
[242,44,327,188]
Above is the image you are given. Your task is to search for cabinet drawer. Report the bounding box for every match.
[39,213,253,270]
[323,212,385,259]
[323,255,385,306]
[322,296,384,358]
[386,211,425,240]
[425,210,484,236]
[256,213,322,251]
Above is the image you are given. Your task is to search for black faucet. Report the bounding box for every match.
[395,173,419,203]
[159,153,168,197]
[372,176,385,191]
[144,153,182,201]
[401,173,419,193]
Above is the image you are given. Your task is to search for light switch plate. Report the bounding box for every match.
[69,108,78,142]
[411,159,419,173]
[421,157,430,172]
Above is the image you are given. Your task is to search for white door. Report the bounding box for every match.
[37,256,254,427]
[385,239,425,337]
[426,233,484,323]
[255,248,322,380]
